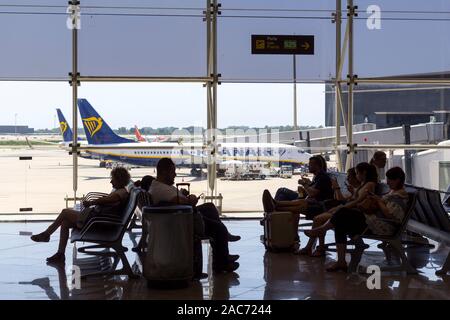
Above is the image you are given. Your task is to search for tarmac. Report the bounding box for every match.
[0,145,304,219]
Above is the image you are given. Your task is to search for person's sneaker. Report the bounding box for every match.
[262,190,276,213]
[30,232,50,243]
[228,254,240,262]
[214,262,239,273]
[228,234,241,242]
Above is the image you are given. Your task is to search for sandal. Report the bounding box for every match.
[30,232,50,243]
[46,252,65,263]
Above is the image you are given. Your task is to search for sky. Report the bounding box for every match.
[1,0,449,131]
[0,82,325,130]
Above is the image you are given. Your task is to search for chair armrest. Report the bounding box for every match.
[78,192,109,211]
[93,212,122,220]
[82,192,109,203]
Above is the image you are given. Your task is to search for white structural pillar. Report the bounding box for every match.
[346,0,356,171]
[69,0,80,203]
[293,55,298,131]
[206,0,219,198]
[334,0,342,171]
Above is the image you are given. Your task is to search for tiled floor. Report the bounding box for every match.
[0,221,449,300]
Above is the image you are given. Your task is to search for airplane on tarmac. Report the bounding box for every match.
[77,98,312,169]
[134,125,170,143]
[56,108,97,160]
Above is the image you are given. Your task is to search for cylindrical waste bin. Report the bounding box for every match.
[142,205,193,288]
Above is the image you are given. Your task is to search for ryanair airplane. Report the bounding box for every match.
[56,108,95,160]
[77,99,312,168]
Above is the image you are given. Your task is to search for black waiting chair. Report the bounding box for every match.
[70,186,142,278]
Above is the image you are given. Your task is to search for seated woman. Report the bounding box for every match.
[31,167,131,263]
[305,166,408,272]
[297,167,362,257]
[322,167,360,210]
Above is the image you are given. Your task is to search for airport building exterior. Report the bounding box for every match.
[325,72,450,128]
[0,125,34,134]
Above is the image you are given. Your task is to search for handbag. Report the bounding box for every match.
[76,206,97,229]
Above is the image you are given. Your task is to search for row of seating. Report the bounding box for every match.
[404,185,450,275]
[70,187,211,280]
[323,177,450,275]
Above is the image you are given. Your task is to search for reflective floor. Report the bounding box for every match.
[0,221,449,300]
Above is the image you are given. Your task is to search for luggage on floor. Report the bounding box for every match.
[142,205,193,288]
[260,211,298,252]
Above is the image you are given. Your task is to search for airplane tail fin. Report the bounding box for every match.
[77,99,134,145]
[134,125,146,142]
[56,108,74,143]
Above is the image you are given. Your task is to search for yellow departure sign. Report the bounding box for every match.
[251,35,314,55]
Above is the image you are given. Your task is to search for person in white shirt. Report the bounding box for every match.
[370,151,387,182]
[149,158,240,273]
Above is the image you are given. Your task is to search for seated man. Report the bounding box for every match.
[149,158,240,273]
[274,155,328,201]
[262,156,333,241]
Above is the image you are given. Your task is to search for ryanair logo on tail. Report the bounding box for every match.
[82,117,103,137]
[59,121,68,134]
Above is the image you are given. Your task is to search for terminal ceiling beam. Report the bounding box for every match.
[77,76,213,83]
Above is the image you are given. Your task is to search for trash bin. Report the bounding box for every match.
[142,205,193,288]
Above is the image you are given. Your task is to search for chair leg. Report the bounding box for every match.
[80,245,137,279]
[113,246,138,279]
[389,240,418,275]
[127,215,137,232]
[436,253,450,276]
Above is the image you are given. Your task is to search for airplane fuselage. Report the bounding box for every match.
[80,142,310,168]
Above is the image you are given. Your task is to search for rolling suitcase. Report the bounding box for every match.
[142,205,194,288]
[260,211,298,252]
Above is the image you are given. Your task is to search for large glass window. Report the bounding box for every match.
[219,0,335,83]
